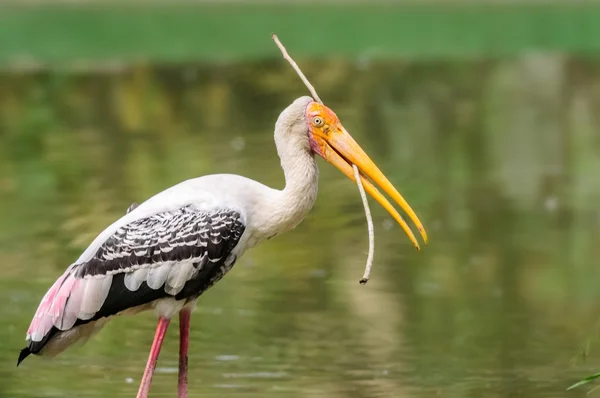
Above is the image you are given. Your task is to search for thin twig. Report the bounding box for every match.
[272,34,323,104]
[353,165,375,284]
[272,33,375,285]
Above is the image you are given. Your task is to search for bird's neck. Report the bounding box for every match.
[281,147,319,213]
[261,144,319,239]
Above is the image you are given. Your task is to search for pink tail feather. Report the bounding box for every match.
[25,267,113,350]
[26,271,72,342]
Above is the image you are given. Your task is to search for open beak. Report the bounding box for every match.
[315,125,428,251]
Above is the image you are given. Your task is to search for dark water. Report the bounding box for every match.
[2,56,600,397]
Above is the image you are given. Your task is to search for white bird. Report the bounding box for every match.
[17,96,428,398]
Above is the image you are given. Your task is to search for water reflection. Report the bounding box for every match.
[1,57,600,397]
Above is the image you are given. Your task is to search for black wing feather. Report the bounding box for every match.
[19,205,245,362]
[76,205,245,277]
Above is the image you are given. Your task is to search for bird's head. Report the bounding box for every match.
[304,98,428,250]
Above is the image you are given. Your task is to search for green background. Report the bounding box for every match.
[1,3,600,65]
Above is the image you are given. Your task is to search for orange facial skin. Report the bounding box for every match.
[305,101,428,250]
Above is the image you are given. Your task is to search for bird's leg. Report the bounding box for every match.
[178,308,191,398]
[136,317,171,398]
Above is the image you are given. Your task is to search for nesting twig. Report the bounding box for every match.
[271,33,375,285]
[353,165,375,284]
[271,34,323,103]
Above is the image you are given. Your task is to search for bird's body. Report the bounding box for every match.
[19,96,427,398]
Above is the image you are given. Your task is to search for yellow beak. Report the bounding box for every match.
[316,126,428,251]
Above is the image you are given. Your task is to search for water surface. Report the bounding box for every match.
[1,57,600,397]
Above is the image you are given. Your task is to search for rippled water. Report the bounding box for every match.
[2,58,600,397]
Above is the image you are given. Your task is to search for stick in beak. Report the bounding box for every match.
[307,102,428,250]
[272,32,427,284]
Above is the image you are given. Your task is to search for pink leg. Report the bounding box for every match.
[178,309,191,398]
[136,317,171,398]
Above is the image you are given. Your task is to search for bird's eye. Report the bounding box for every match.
[312,116,324,127]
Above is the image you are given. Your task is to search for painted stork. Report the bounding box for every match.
[17,96,427,398]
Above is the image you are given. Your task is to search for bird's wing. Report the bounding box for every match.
[24,205,246,350]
